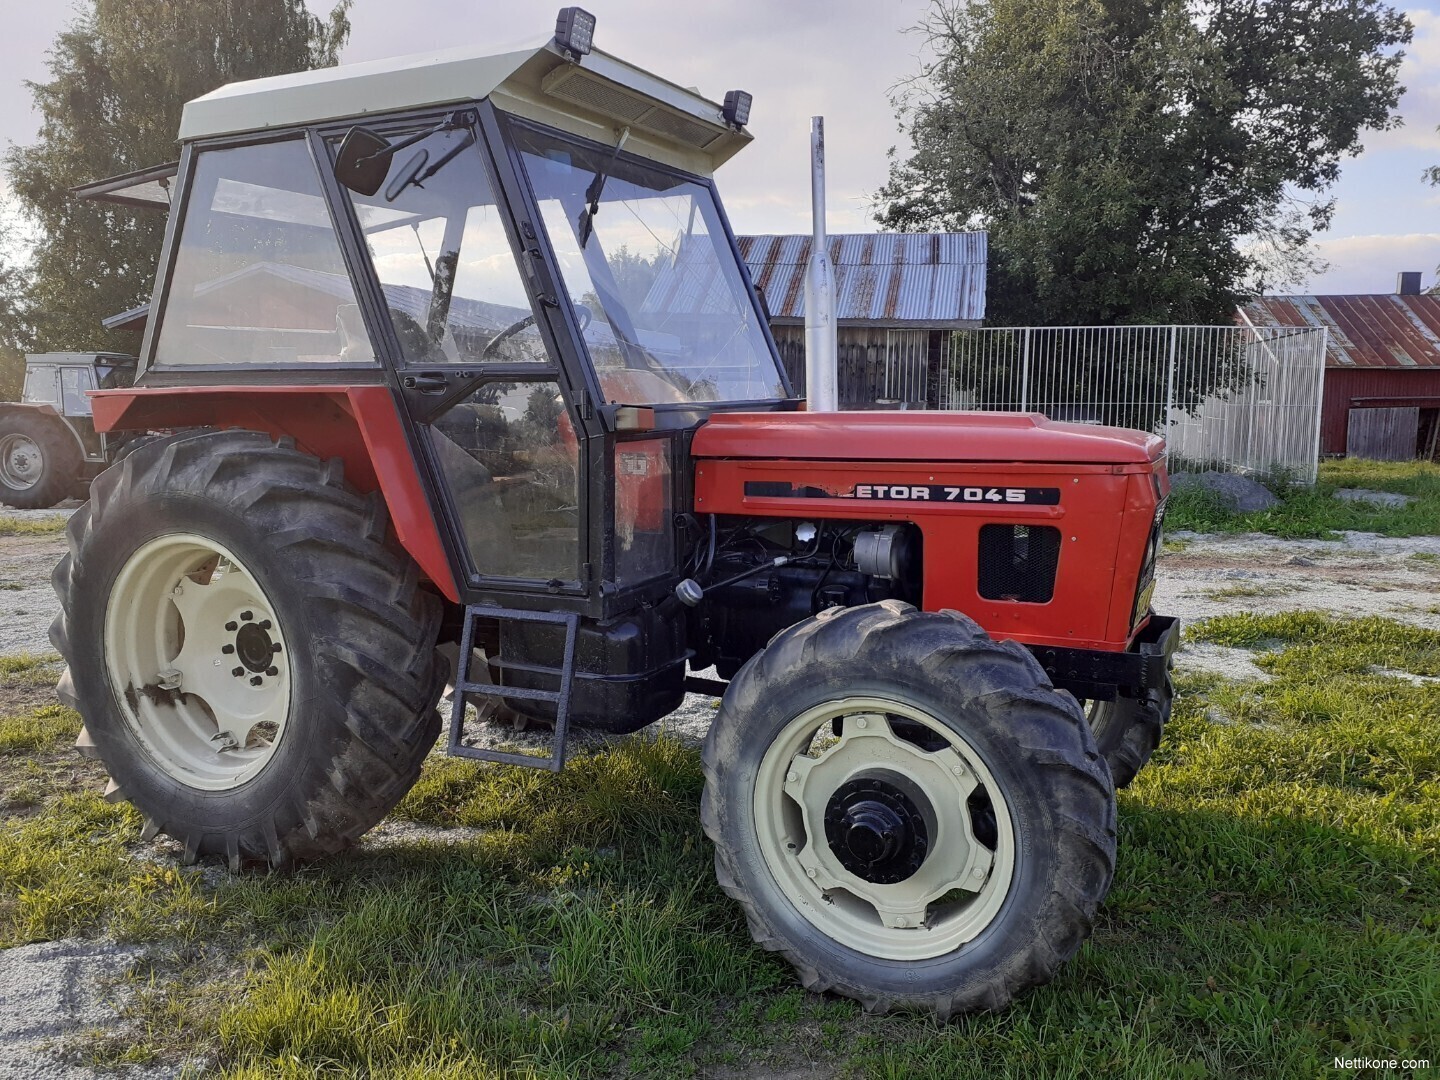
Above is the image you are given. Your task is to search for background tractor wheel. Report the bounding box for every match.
[0,411,80,509]
[702,600,1116,1018]
[52,430,443,868]
[1085,675,1172,788]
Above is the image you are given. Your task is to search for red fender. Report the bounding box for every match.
[90,385,459,601]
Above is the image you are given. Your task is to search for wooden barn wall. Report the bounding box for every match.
[1322,369,1440,456]
[770,325,943,407]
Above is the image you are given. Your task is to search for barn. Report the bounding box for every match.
[1244,274,1440,460]
[739,232,987,407]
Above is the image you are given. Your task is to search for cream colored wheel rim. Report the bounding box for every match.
[104,533,291,791]
[753,697,1016,961]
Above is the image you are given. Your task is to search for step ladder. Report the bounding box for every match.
[447,604,579,772]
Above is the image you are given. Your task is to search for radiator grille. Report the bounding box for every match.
[978,524,1061,603]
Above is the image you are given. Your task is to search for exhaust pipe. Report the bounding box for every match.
[804,116,839,413]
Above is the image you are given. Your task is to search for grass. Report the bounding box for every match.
[0,514,68,537]
[1166,459,1440,539]
[1,616,1438,1077]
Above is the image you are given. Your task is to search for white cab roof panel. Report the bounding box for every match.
[178,40,751,175]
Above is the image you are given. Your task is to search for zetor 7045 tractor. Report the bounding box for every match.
[56,10,1175,1016]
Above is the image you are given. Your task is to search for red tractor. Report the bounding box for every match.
[56,9,1174,1016]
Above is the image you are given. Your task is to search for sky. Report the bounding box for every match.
[0,0,1438,298]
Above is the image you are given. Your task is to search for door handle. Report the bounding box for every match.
[403,374,448,394]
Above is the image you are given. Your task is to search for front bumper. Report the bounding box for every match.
[1025,614,1179,702]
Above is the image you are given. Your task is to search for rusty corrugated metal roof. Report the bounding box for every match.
[738,232,986,326]
[1244,294,1440,369]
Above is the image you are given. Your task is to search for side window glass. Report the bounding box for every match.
[153,139,374,367]
[338,126,545,366]
[430,381,579,581]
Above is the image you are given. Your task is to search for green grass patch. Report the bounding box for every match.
[1200,582,1287,601]
[0,514,68,536]
[1166,459,1440,538]
[3,618,1438,1077]
[0,652,64,688]
[0,703,79,753]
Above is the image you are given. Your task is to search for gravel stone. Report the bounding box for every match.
[1334,488,1415,509]
[1170,471,1279,512]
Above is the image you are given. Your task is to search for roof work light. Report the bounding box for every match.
[723,90,753,128]
[555,7,596,57]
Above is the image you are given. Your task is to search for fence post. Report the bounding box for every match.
[1309,327,1328,485]
[1020,327,1032,411]
[1163,326,1178,437]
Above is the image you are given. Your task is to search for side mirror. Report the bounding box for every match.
[334,127,393,196]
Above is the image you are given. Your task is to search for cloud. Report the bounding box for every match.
[1304,232,1440,293]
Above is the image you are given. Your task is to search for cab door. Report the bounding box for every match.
[326,114,590,597]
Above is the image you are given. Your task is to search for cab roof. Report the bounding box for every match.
[177,38,751,177]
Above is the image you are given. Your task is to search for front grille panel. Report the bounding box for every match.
[978,524,1061,603]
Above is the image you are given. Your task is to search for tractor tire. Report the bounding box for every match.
[0,411,81,509]
[1085,674,1172,788]
[51,429,444,868]
[701,600,1116,1018]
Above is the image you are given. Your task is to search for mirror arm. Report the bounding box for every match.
[357,110,474,167]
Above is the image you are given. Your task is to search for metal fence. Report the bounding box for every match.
[925,324,1328,483]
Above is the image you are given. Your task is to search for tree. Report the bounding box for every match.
[0,197,34,400]
[6,0,352,357]
[877,0,1411,328]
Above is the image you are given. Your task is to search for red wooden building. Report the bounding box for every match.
[1244,274,1440,460]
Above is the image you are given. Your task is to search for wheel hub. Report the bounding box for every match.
[824,778,928,883]
[233,616,278,674]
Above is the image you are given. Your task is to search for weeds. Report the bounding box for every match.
[0,515,69,537]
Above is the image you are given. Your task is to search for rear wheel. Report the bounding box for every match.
[52,430,444,867]
[0,412,80,509]
[702,601,1116,1017]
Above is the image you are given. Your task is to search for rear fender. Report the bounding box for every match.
[89,385,459,601]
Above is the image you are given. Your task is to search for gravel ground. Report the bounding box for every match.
[5,506,1440,1072]
[0,940,174,1080]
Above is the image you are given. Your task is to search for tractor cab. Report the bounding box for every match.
[86,15,789,612]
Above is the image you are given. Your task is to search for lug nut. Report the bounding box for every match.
[232,667,244,677]
[249,676,263,687]
[222,644,235,654]
[259,620,271,630]
[271,643,282,653]
[241,610,253,621]
[265,666,279,677]
[225,621,238,632]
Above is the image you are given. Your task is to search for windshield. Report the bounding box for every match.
[510,122,787,406]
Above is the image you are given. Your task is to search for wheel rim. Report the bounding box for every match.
[0,433,44,491]
[753,697,1016,961]
[104,533,291,791]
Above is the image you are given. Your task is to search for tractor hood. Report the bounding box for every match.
[691,411,1165,466]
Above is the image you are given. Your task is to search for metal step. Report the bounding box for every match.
[446,604,578,772]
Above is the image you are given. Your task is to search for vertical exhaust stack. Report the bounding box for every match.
[804,116,839,412]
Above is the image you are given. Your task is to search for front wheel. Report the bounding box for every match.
[52,430,444,867]
[702,601,1116,1017]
